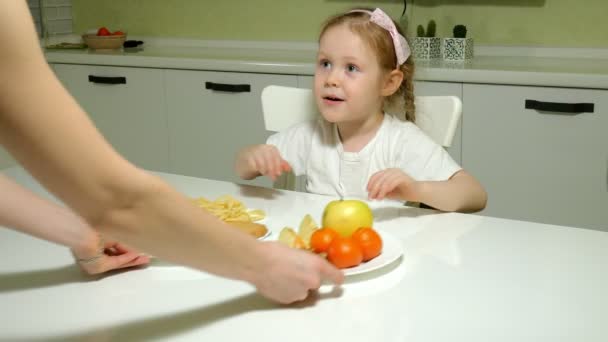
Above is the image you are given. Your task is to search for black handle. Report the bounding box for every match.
[88,75,127,85]
[205,82,250,93]
[525,99,594,114]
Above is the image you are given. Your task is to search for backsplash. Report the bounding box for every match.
[59,0,608,48]
[28,0,73,37]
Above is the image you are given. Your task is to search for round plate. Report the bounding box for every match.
[343,230,403,276]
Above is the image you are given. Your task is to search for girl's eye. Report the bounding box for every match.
[347,64,359,72]
[319,60,331,69]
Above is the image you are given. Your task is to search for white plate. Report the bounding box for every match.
[343,230,403,276]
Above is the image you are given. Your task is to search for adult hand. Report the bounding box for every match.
[71,235,150,275]
[250,241,344,304]
[367,168,419,201]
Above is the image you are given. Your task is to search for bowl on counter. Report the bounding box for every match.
[82,34,126,50]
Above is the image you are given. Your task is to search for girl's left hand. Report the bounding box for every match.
[367,168,419,201]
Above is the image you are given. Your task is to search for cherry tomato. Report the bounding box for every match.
[112,30,125,36]
[310,228,338,254]
[352,227,383,261]
[327,237,363,269]
[97,27,111,36]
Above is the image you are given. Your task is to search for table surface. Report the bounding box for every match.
[1,166,607,341]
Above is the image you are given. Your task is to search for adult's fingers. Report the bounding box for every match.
[116,254,150,269]
[318,258,344,285]
[99,252,147,273]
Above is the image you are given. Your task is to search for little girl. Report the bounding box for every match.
[236,8,487,212]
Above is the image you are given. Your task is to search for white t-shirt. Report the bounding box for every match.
[267,114,461,199]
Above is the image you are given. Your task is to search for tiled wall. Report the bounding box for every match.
[28,0,73,37]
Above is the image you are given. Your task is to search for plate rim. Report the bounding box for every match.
[342,229,403,276]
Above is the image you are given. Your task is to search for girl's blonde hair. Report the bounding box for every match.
[319,8,416,122]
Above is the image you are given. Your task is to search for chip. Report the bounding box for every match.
[193,195,265,223]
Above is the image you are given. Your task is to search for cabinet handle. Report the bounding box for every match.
[205,82,251,93]
[525,99,594,114]
[88,75,127,85]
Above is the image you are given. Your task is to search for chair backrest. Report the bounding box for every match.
[261,85,462,147]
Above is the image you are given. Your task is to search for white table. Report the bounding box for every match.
[1,166,607,341]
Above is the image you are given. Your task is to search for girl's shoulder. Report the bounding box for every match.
[383,113,426,138]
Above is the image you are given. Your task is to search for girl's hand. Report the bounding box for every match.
[367,168,419,201]
[71,236,150,275]
[241,144,291,181]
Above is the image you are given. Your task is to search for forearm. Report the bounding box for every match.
[0,3,265,283]
[0,174,98,255]
[94,173,266,282]
[413,170,487,213]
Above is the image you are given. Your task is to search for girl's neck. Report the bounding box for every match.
[337,111,384,153]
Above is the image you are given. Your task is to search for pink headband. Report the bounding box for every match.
[349,8,411,66]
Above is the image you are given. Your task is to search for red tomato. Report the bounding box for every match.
[327,237,363,269]
[97,27,111,36]
[112,30,125,36]
[310,228,339,254]
[352,227,383,261]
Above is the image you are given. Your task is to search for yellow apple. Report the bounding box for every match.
[321,199,373,237]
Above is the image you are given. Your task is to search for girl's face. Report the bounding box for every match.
[314,24,387,125]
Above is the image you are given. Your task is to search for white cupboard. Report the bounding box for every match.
[165,70,298,187]
[462,83,608,230]
[53,64,169,172]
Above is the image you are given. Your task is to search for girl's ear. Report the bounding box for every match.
[381,69,404,97]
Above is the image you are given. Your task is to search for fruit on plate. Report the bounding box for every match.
[278,214,319,249]
[297,214,318,249]
[310,227,339,254]
[327,237,363,269]
[352,227,383,261]
[321,199,373,237]
[278,227,307,249]
[277,213,383,269]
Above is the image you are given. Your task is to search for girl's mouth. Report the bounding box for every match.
[322,95,345,103]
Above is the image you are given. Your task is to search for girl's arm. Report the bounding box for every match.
[414,170,488,213]
[235,144,291,181]
[368,169,487,213]
[0,1,341,303]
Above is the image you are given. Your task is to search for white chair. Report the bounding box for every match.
[261,85,463,190]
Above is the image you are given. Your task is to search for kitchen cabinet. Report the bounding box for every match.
[297,76,463,164]
[52,64,169,172]
[165,70,298,187]
[462,83,608,231]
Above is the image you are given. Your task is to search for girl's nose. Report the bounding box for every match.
[325,69,340,87]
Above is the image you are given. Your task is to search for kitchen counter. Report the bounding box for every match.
[2,166,608,341]
[44,39,608,89]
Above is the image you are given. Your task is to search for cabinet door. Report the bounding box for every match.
[52,64,169,172]
[166,70,298,187]
[463,83,608,231]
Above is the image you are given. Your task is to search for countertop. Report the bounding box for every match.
[2,166,608,341]
[44,39,608,89]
